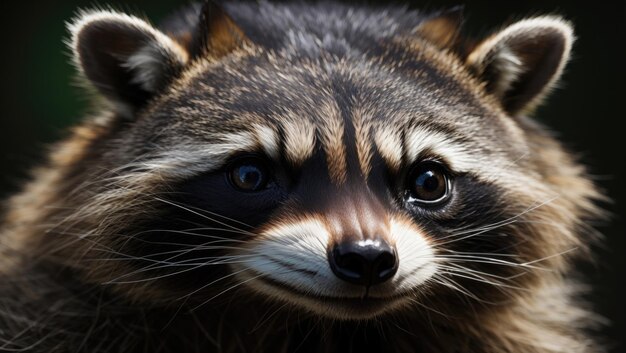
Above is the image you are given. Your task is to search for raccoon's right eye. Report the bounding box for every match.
[227,157,270,192]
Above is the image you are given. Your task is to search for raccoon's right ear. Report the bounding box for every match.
[188,1,250,60]
[69,10,189,116]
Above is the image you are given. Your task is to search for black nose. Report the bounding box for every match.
[328,239,398,286]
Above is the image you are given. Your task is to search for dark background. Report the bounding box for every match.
[0,1,623,351]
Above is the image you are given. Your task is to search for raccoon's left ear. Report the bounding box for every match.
[69,10,189,115]
[466,17,574,115]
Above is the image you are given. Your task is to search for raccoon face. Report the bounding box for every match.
[67,3,586,320]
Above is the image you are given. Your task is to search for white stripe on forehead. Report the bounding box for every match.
[136,131,258,179]
[145,117,490,185]
[404,125,475,172]
[144,120,317,180]
[373,121,486,175]
[373,124,404,172]
[254,124,280,160]
[352,106,374,178]
[281,118,316,165]
[317,101,348,184]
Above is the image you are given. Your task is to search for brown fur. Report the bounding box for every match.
[0,2,605,352]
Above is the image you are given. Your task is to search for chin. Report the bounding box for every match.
[236,268,416,320]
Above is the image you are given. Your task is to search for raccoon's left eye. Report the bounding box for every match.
[406,161,451,204]
[228,157,270,192]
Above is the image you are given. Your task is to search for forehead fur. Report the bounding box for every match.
[222,2,431,57]
[121,2,532,186]
[141,48,522,170]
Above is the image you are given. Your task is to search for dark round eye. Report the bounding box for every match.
[406,162,450,203]
[228,158,270,192]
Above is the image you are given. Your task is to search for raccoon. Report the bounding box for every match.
[0,1,605,352]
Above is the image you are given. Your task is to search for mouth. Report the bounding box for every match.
[247,271,412,319]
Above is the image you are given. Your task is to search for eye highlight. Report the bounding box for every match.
[406,161,450,204]
[228,157,270,192]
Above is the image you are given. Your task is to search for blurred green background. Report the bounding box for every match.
[0,1,623,351]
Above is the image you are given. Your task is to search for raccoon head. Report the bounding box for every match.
[59,2,596,321]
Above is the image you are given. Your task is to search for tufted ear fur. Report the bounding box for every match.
[466,17,574,115]
[189,1,250,60]
[415,7,463,49]
[69,10,189,115]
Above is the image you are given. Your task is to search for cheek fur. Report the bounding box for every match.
[408,174,563,308]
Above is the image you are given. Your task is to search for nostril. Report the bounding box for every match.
[333,252,365,280]
[373,250,398,283]
[328,240,399,286]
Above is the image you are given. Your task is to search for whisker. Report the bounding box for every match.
[155,197,255,229]
[438,263,525,282]
[439,249,519,258]
[190,270,289,312]
[430,275,496,304]
[404,292,455,319]
[104,256,276,285]
[154,198,256,236]
[129,228,249,243]
[432,255,548,270]
[92,248,257,262]
[522,247,578,265]
[434,197,559,246]
[437,265,528,291]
